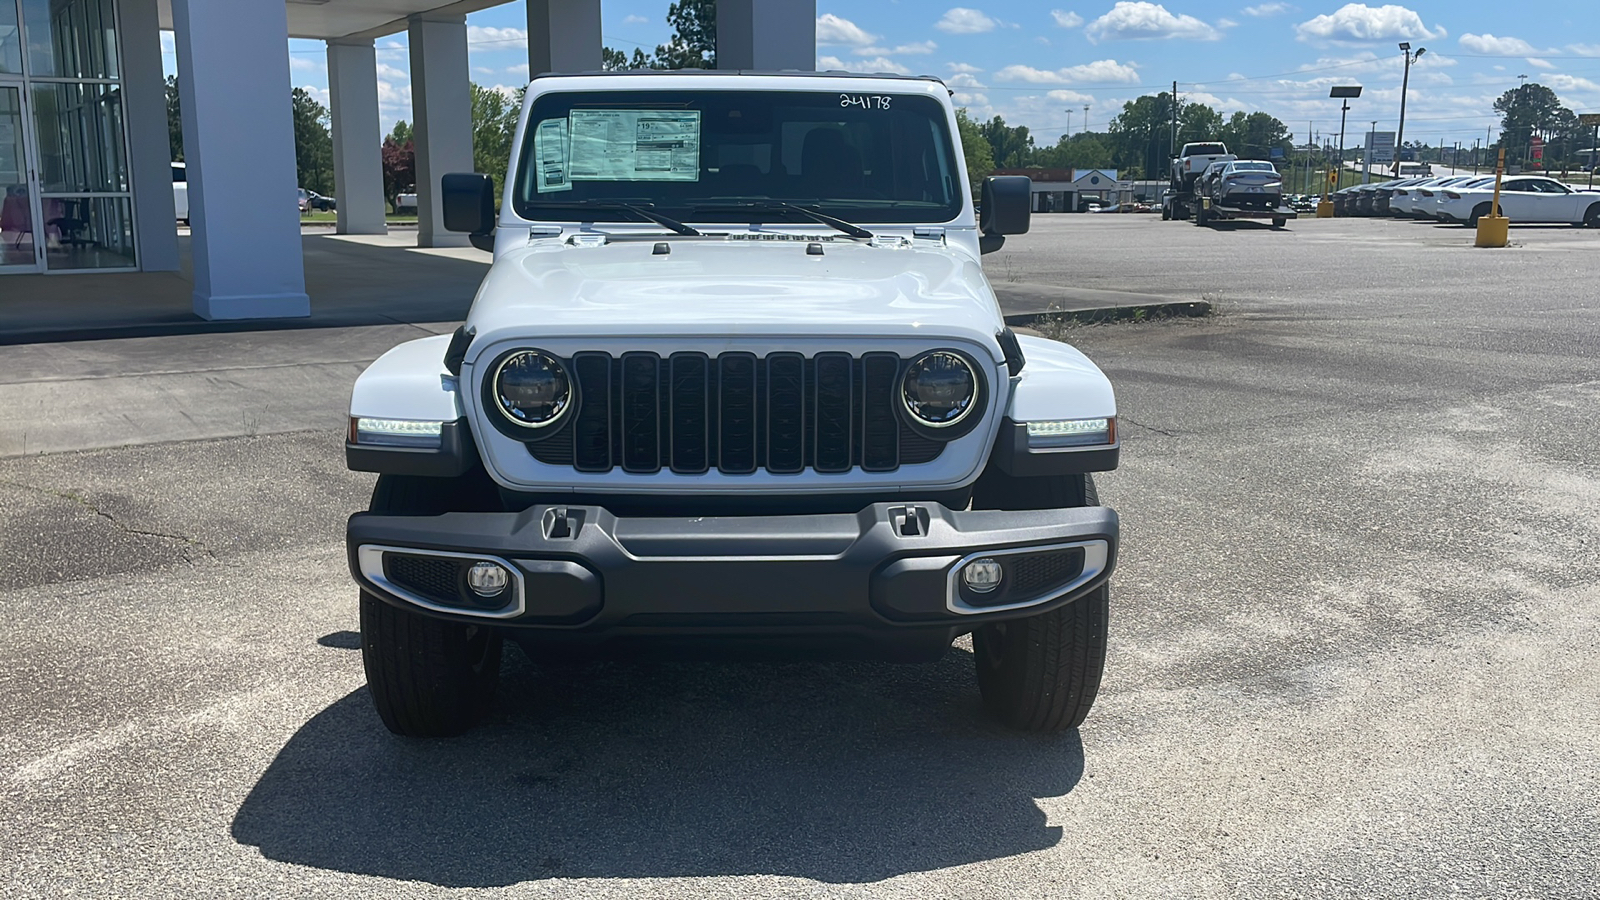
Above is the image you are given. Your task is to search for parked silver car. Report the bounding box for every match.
[1199,160,1283,211]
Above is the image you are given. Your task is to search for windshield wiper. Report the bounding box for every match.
[532,199,702,236]
[691,201,874,239]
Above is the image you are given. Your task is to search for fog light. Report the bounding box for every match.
[963,558,1003,594]
[466,562,510,597]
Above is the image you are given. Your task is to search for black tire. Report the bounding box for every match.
[1272,217,1287,228]
[360,474,504,737]
[1584,202,1600,228]
[969,473,1109,733]
[1468,202,1493,227]
[1194,206,1208,226]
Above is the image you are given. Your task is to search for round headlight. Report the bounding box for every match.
[492,351,571,428]
[902,351,977,427]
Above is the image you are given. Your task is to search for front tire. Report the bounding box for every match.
[969,473,1109,732]
[360,474,505,737]
[1584,202,1600,228]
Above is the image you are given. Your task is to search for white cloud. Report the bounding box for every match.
[952,91,991,108]
[947,72,986,88]
[1545,73,1600,93]
[856,41,937,56]
[467,25,528,50]
[1085,2,1222,42]
[289,55,320,73]
[1242,3,1290,16]
[1051,9,1084,28]
[936,8,998,34]
[1046,89,1096,105]
[818,55,910,75]
[1217,18,1239,29]
[1458,33,1539,56]
[298,84,330,107]
[816,13,877,45]
[1525,58,1554,70]
[994,59,1141,83]
[622,14,649,25]
[1568,44,1600,57]
[948,61,985,74]
[1294,5,1442,43]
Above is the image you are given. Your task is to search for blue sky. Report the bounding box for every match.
[171,2,1600,150]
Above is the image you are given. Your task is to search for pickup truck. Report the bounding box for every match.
[343,70,1122,738]
[1170,141,1235,191]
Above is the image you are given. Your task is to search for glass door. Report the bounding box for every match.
[0,83,43,271]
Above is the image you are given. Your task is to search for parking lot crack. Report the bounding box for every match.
[1121,416,1180,437]
[0,479,217,563]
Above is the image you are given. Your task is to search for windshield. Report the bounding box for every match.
[1231,162,1276,172]
[1185,143,1226,155]
[511,89,963,224]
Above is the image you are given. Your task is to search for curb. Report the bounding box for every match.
[1003,300,1213,327]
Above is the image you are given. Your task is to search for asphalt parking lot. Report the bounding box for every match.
[2,215,1598,898]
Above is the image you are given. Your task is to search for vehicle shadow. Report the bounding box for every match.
[231,647,1085,887]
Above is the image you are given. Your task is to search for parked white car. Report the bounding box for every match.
[172,162,188,225]
[1436,175,1600,226]
[1390,176,1473,217]
[1411,176,1496,220]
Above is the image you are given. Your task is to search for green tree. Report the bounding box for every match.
[471,83,526,199]
[388,120,413,146]
[1036,132,1114,170]
[290,87,333,195]
[1177,103,1224,147]
[1493,82,1571,167]
[603,0,715,70]
[1108,92,1178,180]
[955,108,995,197]
[1218,111,1292,161]
[165,75,183,161]
[978,115,1034,168]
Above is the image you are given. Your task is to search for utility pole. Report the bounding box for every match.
[1065,108,1072,136]
[1171,80,1179,159]
[1394,43,1425,176]
[1330,87,1361,190]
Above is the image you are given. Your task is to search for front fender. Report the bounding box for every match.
[995,335,1119,476]
[347,335,477,477]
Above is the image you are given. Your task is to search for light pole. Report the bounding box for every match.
[1331,86,1362,188]
[1393,42,1425,176]
[1065,108,1072,136]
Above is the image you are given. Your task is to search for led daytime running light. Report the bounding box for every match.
[353,417,445,448]
[1025,417,1114,448]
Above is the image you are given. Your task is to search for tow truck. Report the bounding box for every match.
[1162,141,1297,227]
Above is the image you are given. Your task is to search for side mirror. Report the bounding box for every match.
[442,172,496,251]
[979,175,1030,254]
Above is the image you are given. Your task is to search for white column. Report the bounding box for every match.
[116,0,179,271]
[409,15,473,249]
[716,0,816,71]
[327,39,387,235]
[527,0,602,75]
[170,0,308,319]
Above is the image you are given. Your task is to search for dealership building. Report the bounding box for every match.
[0,0,816,319]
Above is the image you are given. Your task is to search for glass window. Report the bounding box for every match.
[32,81,128,193]
[0,3,22,74]
[21,0,119,79]
[513,89,964,224]
[42,194,135,269]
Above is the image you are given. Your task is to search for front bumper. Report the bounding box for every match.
[348,502,1118,651]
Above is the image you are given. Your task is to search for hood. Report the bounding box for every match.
[465,236,1004,350]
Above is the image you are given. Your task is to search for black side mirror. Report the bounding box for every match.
[979,175,1030,254]
[442,172,496,251]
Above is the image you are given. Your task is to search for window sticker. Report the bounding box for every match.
[568,110,701,182]
[534,118,572,193]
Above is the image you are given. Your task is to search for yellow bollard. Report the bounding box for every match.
[1475,215,1509,247]
[1316,200,1335,218]
[1475,148,1510,248]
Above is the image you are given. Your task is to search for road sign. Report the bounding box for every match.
[1580,114,1600,127]
[1366,131,1396,163]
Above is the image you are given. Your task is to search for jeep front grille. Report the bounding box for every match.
[524,351,944,474]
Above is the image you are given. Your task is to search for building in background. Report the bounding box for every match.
[0,0,815,320]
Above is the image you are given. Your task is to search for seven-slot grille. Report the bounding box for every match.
[521,351,949,475]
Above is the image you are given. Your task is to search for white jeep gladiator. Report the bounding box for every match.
[344,71,1121,737]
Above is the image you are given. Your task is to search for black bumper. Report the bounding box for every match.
[348,502,1118,652]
